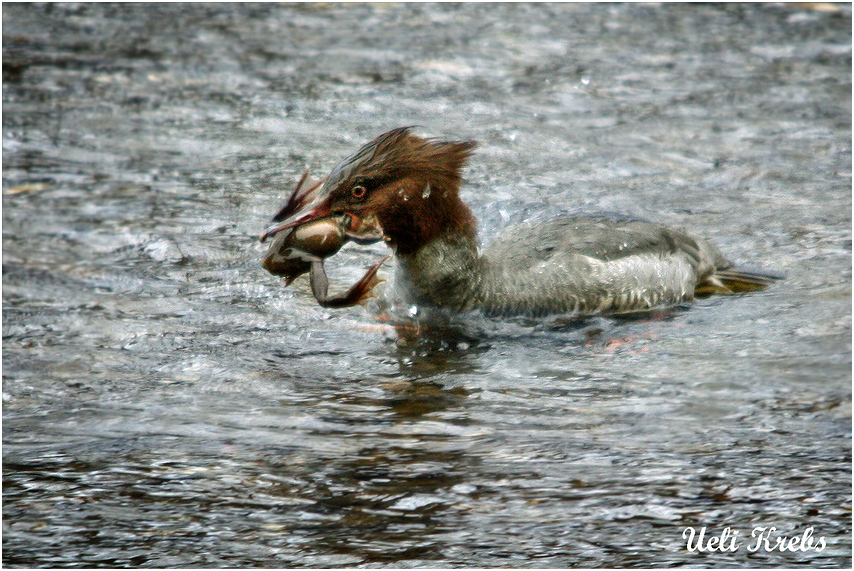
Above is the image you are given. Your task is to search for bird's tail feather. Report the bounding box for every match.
[696,266,784,296]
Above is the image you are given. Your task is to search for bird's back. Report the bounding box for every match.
[478,215,742,316]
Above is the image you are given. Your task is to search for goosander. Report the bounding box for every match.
[264,127,779,317]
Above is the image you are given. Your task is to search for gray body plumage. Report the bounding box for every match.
[395,215,740,317]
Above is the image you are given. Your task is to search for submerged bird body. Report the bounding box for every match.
[397,216,718,317]
[268,128,778,317]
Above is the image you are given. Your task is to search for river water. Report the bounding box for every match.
[3,3,851,568]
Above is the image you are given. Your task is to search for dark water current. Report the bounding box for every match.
[3,3,851,568]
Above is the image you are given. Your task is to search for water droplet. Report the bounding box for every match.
[581,76,590,85]
[451,483,477,494]
[408,305,419,317]
[421,184,431,199]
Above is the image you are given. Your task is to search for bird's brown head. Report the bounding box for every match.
[280,128,478,255]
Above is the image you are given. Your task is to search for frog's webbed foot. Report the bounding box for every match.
[310,256,390,308]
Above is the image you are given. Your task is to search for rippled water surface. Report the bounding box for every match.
[3,3,851,568]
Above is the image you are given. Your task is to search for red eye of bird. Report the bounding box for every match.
[351,185,367,199]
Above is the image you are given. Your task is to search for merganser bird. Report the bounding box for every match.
[263,127,780,317]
